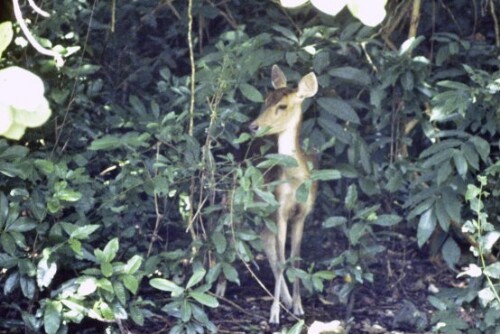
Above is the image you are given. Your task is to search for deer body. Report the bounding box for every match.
[249,65,318,324]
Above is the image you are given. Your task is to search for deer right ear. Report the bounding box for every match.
[271,65,287,89]
[297,72,318,99]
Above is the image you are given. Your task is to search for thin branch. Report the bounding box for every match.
[408,0,421,40]
[186,0,197,243]
[490,0,500,47]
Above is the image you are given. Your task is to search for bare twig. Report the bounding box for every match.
[490,0,500,47]
[408,0,421,39]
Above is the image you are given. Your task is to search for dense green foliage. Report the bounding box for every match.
[1,0,500,333]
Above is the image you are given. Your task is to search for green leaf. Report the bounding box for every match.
[97,278,114,293]
[150,278,184,296]
[129,95,146,114]
[441,237,460,268]
[311,169,341,181]
[124,255,143,275]
[181,299,192,322]
[257,153,298,168]
[7,217,36,232]
[417,208,436,247]
[484,262,500,279]
[113,281,127,305]
[329,66,371,86]
[89,135,121,150]
[100,262,113,278]
[317,97,360,124]
[70,224,100,240]
[0,192,7,229]
[44,301,62,334]
[295,182,310,203]
[322,216,347,228]
[453,150,467,177]
[78,277,98,296]
[20,276,35,299]
[287,320,305,334]
[1,232,17,255]
[189,291,219,308]
[186,267,206,290]
[371,214,402,226]
[348,222,367,246]
[122,274,139,294]
[211,231,227,254]
[37,256,57,289]
[345,184,358,210]
[101,238,119,263]
[239,83,264,102]
[130,304,145,326]
[222,263,240,285]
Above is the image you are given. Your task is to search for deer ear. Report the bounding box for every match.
[271,65,287,89]
[297,72,318,99]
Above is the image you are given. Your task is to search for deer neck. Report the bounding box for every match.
[276,113,307,178]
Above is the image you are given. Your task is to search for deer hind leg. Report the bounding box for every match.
[289,208,309,316]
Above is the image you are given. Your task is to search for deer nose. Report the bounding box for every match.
[248,122,258,134]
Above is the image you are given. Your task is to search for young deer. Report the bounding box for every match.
[249,65,318,324]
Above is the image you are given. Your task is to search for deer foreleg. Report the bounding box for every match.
[261,228,292,307]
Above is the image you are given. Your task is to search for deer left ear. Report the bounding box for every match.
[297,72,318,99]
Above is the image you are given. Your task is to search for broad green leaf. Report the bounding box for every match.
[89,135,121,150]
[295,182,310,203]
[441,237,460,268]
[311,169,341,181]
[78,277,97,296]
[113,280,127,305]
[419,139,462,158]
[4,272,19,294]
[1,232,17,255]
[70,224,100,240]
[100,262,113,278]
[434,199,450,232]
[257,153,298,168]
[181,299,192,322]
[7,217,36,232]
[44,301,62,334]
[417,208,436,247]
[97,278,114,293]
[436,161,452,185]
[239,83,263,102]
[313,270,336,280]
[287,320,305,334]
[478,287,495,307]
[122,274,139,294]
[371,214,402,226]
[130,304,144,326]
[101,238,119,263]
[129,95,146,115]
[329,66,371,86]
[254,188,278,206]
[470,136,490,162]
[317,97,360,124]
[189,291,219,308]
[345,184,358,210]
[322,216,347,228]
[348,222,366,246]
[37,256,57,289]
[442,189,462,222]
[150,278,184,296]
[484,262,500,279]
[186,267,206,290]
[20,276,35,299]
[211,231,227,254]
[222,263,240,285]
[124,255,143,275]
[453,150,467,177]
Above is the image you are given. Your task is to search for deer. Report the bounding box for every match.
[248,64,319,324]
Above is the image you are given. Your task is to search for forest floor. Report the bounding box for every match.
[202,235,460,334]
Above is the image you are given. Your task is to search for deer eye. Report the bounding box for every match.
[275,104,287,114]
